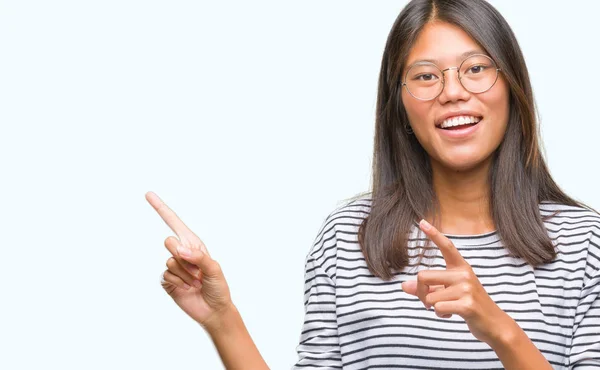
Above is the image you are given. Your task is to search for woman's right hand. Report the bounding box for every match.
[146,191,233,331]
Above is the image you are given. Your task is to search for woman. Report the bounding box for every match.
[147,0,600,368]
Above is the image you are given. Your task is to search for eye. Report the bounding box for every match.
[466,65,487,74]
[414,73,439,81]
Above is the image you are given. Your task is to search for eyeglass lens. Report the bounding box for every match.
[404,55,498,100]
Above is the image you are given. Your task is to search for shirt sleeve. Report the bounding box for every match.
[569,235,600,369]
[292,254,342,369]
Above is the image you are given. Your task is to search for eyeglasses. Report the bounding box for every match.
[401,54,502,101]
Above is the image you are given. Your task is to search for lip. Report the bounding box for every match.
[436,118,482,139]
[435,110,483,127]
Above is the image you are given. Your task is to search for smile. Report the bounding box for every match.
[438,115,482,130]
[436,116,482,139]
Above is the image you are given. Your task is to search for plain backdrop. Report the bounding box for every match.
[1,1,599,369]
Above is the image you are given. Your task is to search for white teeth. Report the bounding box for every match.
[439,115,481,129]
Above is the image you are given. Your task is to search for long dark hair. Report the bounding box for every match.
[348,0,593,280]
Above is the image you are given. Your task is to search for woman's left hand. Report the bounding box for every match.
[401,219,514,346]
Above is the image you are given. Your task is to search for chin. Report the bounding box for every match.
[437,153,492,172]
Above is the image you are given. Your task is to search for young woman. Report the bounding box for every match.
[147,0,600,368]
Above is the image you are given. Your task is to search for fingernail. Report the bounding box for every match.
[420,219,432,231]
[177,246,192,257]
[192,280,202,289]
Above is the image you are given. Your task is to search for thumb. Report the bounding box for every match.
[401,280,418,296]
[177,245,221,278]
[401,281,444,296]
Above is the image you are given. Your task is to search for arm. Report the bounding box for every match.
[403,219,555,369]
[490,234,600,369]
[568,259,600,369]
[147,191,268,369]
[293,254,343,369]
[202,221,344,370]
[205,304,269,370]
[488,316,553,370]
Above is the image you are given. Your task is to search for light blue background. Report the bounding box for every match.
[1,1,598,369]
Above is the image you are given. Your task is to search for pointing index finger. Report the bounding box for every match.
[419,219,467,268]
[145,191,196,242]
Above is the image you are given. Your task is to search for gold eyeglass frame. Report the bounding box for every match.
[401,54,502,101]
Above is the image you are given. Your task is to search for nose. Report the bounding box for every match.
[438,67,470,103]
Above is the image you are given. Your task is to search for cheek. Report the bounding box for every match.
[402,93,434,132]
[489,80,510,125]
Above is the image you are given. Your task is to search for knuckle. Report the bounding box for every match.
[460,269,472,281]
[166,257,177,269]
[462,297,476,316]
[208,260,222,276]
[460,282,473,294]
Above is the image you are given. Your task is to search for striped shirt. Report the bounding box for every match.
[293,198,600,369]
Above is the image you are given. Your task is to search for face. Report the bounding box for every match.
[401,22,510,173]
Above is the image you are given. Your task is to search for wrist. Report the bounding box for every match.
[203,302,269,370]
[485,313,553,369]
[487,313,521,351]
[202,302,240,336]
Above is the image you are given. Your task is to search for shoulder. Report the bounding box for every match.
[540,201,600,275]
[308,195,372,258]
[539,201,600,218]
[304,194,372,276]
[539,201,600,236]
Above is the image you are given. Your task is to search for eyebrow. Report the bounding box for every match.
[406,50,486,67]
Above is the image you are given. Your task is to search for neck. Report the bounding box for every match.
[428,157,496,235]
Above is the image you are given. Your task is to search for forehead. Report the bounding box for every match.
[405,22,485,67]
